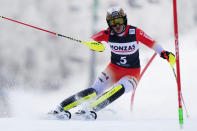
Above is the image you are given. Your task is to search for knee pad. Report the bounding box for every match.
[114,76,138,93]
[91,72,111,95]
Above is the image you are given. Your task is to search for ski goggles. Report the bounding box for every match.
[109,17,124,27]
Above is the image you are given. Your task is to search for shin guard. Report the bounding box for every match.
[90,84,125,112]
[60,88,97,111]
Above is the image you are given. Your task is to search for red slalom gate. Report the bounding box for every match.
[173,0,183,127]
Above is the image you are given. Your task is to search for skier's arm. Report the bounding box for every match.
[82,29,110,52]
[136,28,175,66]
[80,29,109,52]
[90,29,110,42]
[136,28,164,54]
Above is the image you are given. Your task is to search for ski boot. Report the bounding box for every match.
[75,110,97,120]
[48,106,71,120]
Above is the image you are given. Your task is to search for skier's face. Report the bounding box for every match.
[112,24,125,34]
[109,17,125,34]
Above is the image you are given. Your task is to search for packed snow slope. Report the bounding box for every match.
[1,29,197,131]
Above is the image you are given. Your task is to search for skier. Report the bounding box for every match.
[50,7,175,120]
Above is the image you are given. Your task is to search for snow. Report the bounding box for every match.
[1,117,196,131]
[0,0,197,131]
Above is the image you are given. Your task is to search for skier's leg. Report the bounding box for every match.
[51,63,115,119]
[48,88,97,119]
[59,88,97,111]
[55,71,112,112]
[90,72,113,95]
[90,76,138,112]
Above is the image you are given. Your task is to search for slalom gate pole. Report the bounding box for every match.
[0,16,105,52]
[171,67,189,118]
[172,0,184,127]
[130,52,157,110]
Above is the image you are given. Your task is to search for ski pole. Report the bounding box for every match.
[169,55,189,118]
[0,16,105,52]
[172,67,189,118]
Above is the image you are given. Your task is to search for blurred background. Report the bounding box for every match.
[0,0,197,118]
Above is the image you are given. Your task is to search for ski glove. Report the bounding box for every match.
[160,50,176,67]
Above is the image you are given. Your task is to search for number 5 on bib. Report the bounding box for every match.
[120,56,127,64]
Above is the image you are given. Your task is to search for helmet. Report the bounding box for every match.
[106,7,127,28]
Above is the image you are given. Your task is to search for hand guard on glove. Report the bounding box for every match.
[160,50,176,67]
[83,41,105,52]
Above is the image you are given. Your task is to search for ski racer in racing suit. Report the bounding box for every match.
[50,7,175,119]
